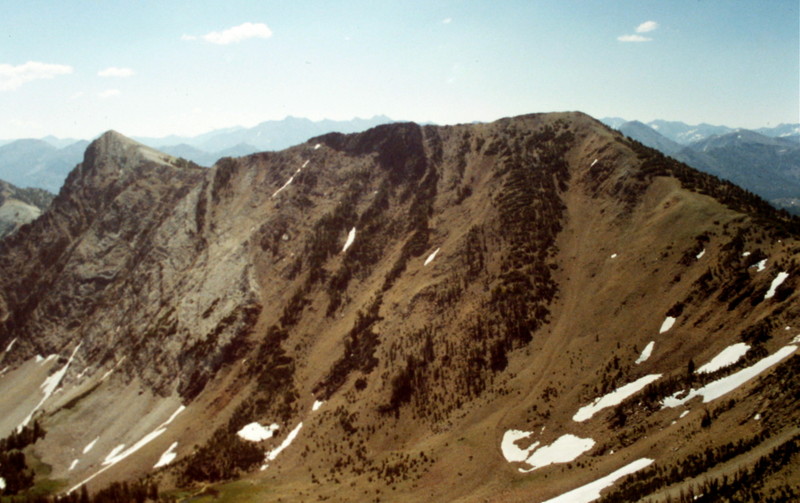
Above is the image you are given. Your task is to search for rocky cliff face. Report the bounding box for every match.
[0,114,798,502]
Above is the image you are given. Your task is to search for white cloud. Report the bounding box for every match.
[99,89,121,99]
[617,34,652,43]
[0,61,73,91]
[442,18,452,24]
[186,22,273,45]
[98,67,135,78]
[636,21,658,33]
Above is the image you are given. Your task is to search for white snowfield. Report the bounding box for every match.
[696,343,749,374]
[540,458,654,503]
[424,248,440,266]
[659,317,676,334]
[501,430,538,463]
[261,422,303,470]
[517,434,595,473]
[662,344,798,408]
[635,341,655,365]
[764,272,789,299]
[237,422,279,442]
[154,442,179,468]
[342,227,356,252]
[573,374,662,422]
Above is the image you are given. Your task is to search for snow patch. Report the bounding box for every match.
[312,400,324,411]
[501,430,537,463]
[342,227,356,252]
[314,143,321,150]
[517,434,595,473]
[18,344,81,431]
[659,317,676,334]
[69,459,79,471]
[754,413,761,421]
[83,437,99,454]
[424,248,440,266]
[696,343,750,374]
[0,477,5,490]
[261,422,303,470]
[154,442,179,468]
[573,374,662,422]
[590,159,598,167]
[237,422,279,442]
[635,341,654,365]
[5,337,17,353]
[696,249,705,259]
[742,251,751,257]
[35,355,44,363]
[302,160,309,168]
[610,253,617,259]
[753,259,767,272]
[662,345,797,408]
[541,458,654,503]
[764,271,789,299]
[69,405,185,493]
[679,410,689,418]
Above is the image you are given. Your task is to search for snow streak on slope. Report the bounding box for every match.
[154,442,179,468]
[261,422,303,470]
[635,341,655,364]
[540,458,654,503]
[663,344,798,408]
[764,272,789,299]
[342,227,356,252]
[423,248,440,266]
[696,343,749,374]
[573,374,662,422]
[18,344,81,431]
[68,405,186,493]
[659,317,676,334]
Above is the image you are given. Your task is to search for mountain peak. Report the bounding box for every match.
[89,130,176,168]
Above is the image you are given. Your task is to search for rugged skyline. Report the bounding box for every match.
[0,113,798,502]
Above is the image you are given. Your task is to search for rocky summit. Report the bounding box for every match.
[0,113,798,503]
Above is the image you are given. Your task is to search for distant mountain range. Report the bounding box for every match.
[601,118,800,144]
[0,139,90,193]
[602,118,800,214]
[0,116,395,191]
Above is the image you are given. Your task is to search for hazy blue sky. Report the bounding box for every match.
[1,0,797,139]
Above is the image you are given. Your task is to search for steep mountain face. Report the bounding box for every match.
[0,114,798,503]
[0,180,54,238]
